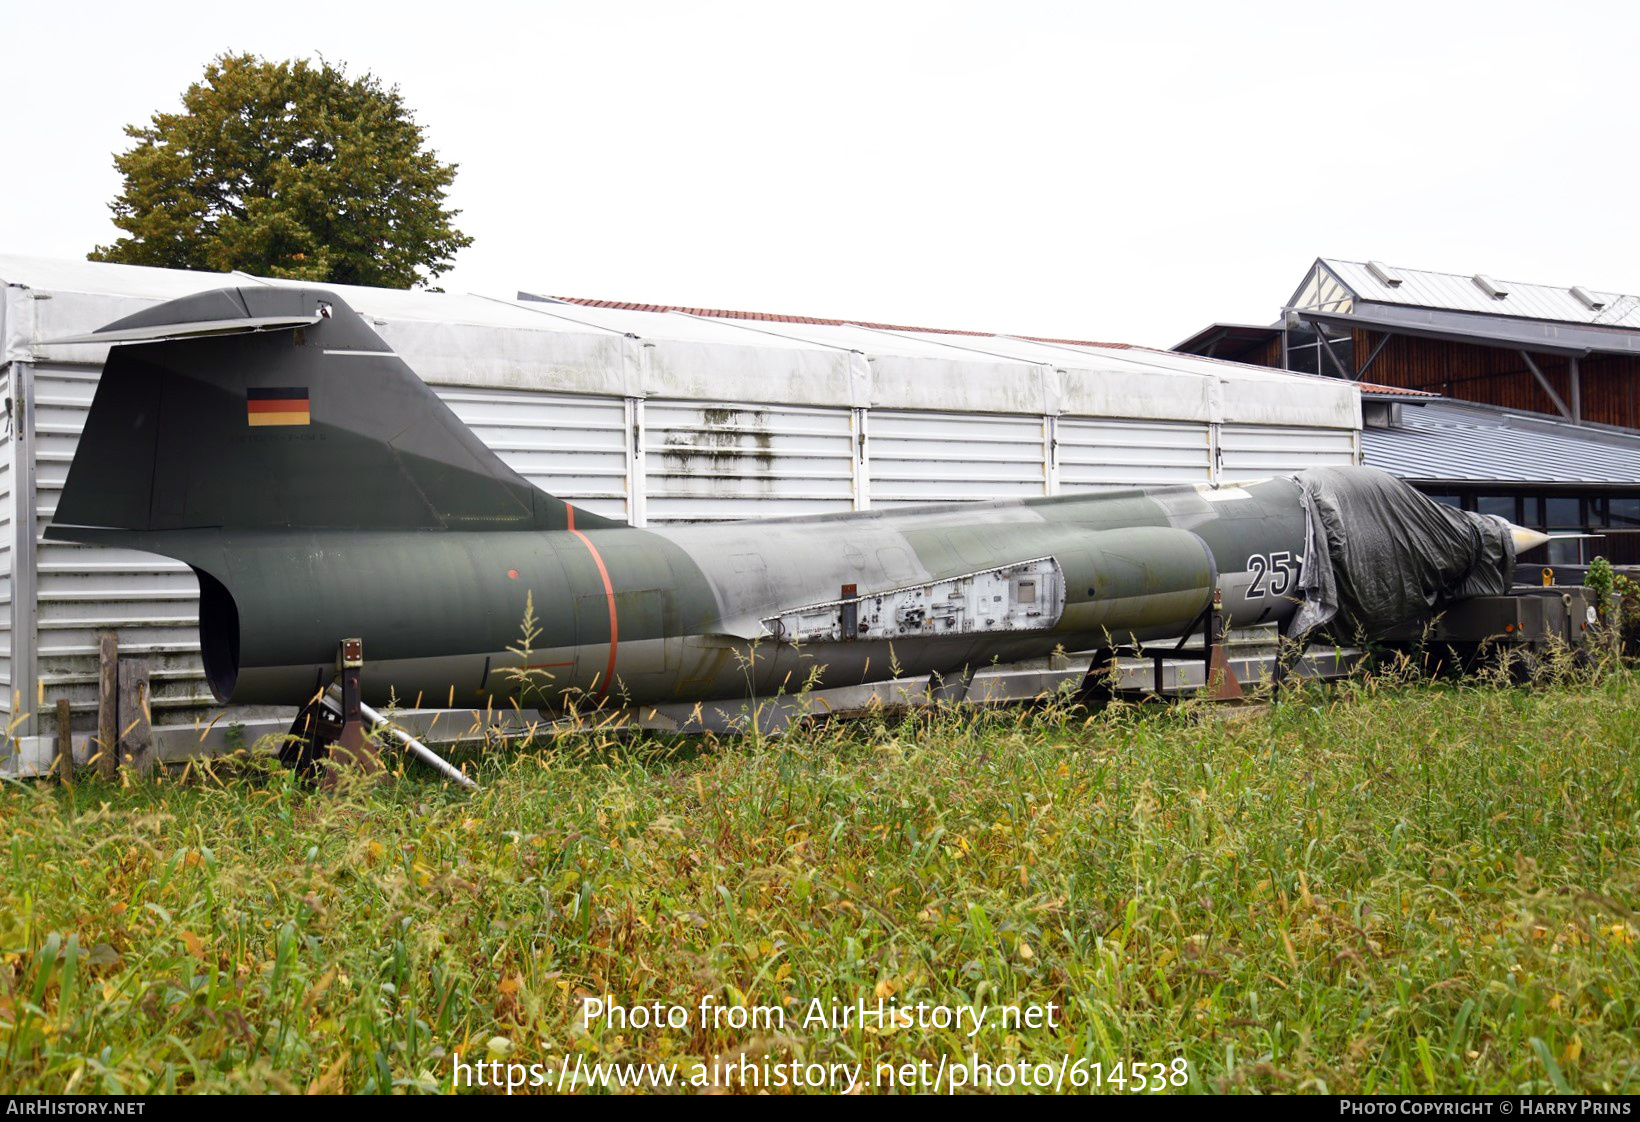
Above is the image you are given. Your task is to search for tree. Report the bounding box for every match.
[90,53,472,289]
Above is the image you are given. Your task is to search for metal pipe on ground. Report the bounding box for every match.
[359,701,478,789]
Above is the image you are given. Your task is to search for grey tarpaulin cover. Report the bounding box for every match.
[1290,466,1517,641]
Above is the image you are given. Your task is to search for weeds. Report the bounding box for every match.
[1,674,1637,1093]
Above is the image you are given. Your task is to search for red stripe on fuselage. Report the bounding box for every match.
[565,505,618,699]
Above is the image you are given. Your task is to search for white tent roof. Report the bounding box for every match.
[1,254,1360,428]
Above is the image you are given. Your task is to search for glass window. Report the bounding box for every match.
[1476,495,1518,521]
[1293,266,1355,315]
[1609,496,1640,528]
[1286,344,1320,375]
[1317,336,1354,377]
[1425,492,1462,508]
[1544,496,1581,528]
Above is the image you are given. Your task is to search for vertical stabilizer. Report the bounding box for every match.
[43,287,620,538]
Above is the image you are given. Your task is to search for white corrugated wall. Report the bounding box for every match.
[868,411,1049,508]
[641,400,858,522]
[1218,424,1358,482]
[1057,419,1214,490]
[0,365,12,723]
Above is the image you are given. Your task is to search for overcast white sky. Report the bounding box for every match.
[2,0,1636,347]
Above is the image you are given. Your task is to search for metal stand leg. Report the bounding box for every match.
[1078,647,1117,704]
[928,666,974,705]
[1203,592,1244,701]
[323,637,382,783]
[1269,618,1309,693]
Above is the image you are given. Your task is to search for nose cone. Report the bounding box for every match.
[1507,523,1550,555]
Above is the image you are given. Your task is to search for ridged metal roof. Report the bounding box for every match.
[1363,400,1640,485]
[1324,259,1640,329]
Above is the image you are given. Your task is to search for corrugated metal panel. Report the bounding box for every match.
[1218,424,1357,481]
[870,411,1047,508]
[1362,401,1640,484]
[0,368,12,712]
[31,364,239,726]
[1325,259,1640,328]
[1057,419,1212,491]
[643,400,857,522]
[441,388,629,522]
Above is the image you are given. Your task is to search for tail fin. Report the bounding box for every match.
[44,286,619,539]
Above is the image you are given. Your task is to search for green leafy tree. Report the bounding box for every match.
[90,53,472,288]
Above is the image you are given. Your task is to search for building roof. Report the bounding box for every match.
[532,294,1134,350]
[1321,259,1640,328]
[1295,304,1640,358]
[1272,257,1640,360]
[1355,383,1440,401]
[0,254,1363,430]
[1173,320,1439,401]
[1170,321,1280,361]
[1173,321,1275,346]
[1362,399,1640,486]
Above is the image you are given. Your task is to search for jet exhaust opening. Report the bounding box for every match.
[194,567,241,703]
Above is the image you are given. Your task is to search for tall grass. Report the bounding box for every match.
[1,672,1637,1093]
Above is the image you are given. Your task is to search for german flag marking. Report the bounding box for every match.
[246,387,310,427]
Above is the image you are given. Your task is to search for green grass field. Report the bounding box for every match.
[2,672,1637,1094]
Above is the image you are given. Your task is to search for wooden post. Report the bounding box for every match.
[54,698,73,787]
[96,632,118,780]
[117,659,153,776]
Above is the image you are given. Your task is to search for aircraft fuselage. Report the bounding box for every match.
[144,476,1309,708]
